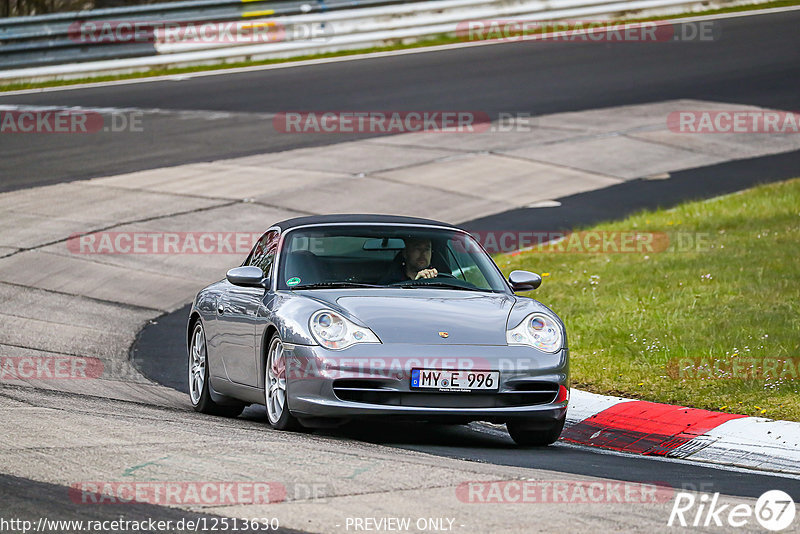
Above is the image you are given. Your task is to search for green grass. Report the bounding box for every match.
[498,178,800,421]
[2,0,798,92]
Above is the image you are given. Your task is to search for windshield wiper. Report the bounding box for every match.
[292,281,383,289]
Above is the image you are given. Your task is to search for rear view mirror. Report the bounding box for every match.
[508,270,542,292]
[363,238,405,250]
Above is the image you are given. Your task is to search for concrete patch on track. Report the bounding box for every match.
[36,202,299,282]
[90,163,347,202]
[372,153,623,205]
[503,100,800,176]
[505,135,725,180]
[0,250,204,310]
[231,142,459,176]
[630,127,800,159]
[367,122,582,151]
[0,182,223,250]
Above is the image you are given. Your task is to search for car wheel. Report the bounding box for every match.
[265,333,302,431]
[506,418,565,447]
[188,321,244,417]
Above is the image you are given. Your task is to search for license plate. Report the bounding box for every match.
[410,369,499,392]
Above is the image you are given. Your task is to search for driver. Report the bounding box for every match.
[380,237,438,283]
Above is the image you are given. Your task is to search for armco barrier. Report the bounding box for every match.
[0,0,413,69]
[0,0,774,82]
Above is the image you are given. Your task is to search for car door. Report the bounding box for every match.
[217,230,278,386]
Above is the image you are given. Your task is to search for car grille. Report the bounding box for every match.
[332,380,558,408]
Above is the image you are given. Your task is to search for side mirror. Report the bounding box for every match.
[508,270,542,292]
[226,266,267,288]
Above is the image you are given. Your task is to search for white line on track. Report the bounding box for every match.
[1,5,799,97]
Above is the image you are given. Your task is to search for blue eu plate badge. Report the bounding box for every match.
[411,369,420,387]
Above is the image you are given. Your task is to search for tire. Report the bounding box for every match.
[507,418,565,447]
[188,321,245,417]
[264,333,302,431]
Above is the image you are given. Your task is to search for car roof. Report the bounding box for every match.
[272,214,460,232]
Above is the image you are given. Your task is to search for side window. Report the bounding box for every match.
[247,230,280,277]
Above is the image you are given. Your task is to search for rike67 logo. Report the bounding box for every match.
[669,490,796,531]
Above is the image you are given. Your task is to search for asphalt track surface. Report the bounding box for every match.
[1,10,799,192]
[5,7,800,520]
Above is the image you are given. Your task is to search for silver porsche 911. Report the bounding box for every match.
[187,214,569,446]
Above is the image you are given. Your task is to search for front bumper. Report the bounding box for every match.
[283,342,569,423]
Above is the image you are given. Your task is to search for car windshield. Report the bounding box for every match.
[276,225,509,293]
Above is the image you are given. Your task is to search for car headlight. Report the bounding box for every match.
[506,313,563,353]
[309,310,380,350]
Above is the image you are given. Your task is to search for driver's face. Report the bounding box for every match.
[404,239,432,271]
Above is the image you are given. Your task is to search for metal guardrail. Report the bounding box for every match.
[152,0,697,56]
[0,0,771,81]
[0,0,418,69]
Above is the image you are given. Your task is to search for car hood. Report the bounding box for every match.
[306,290,515,345]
